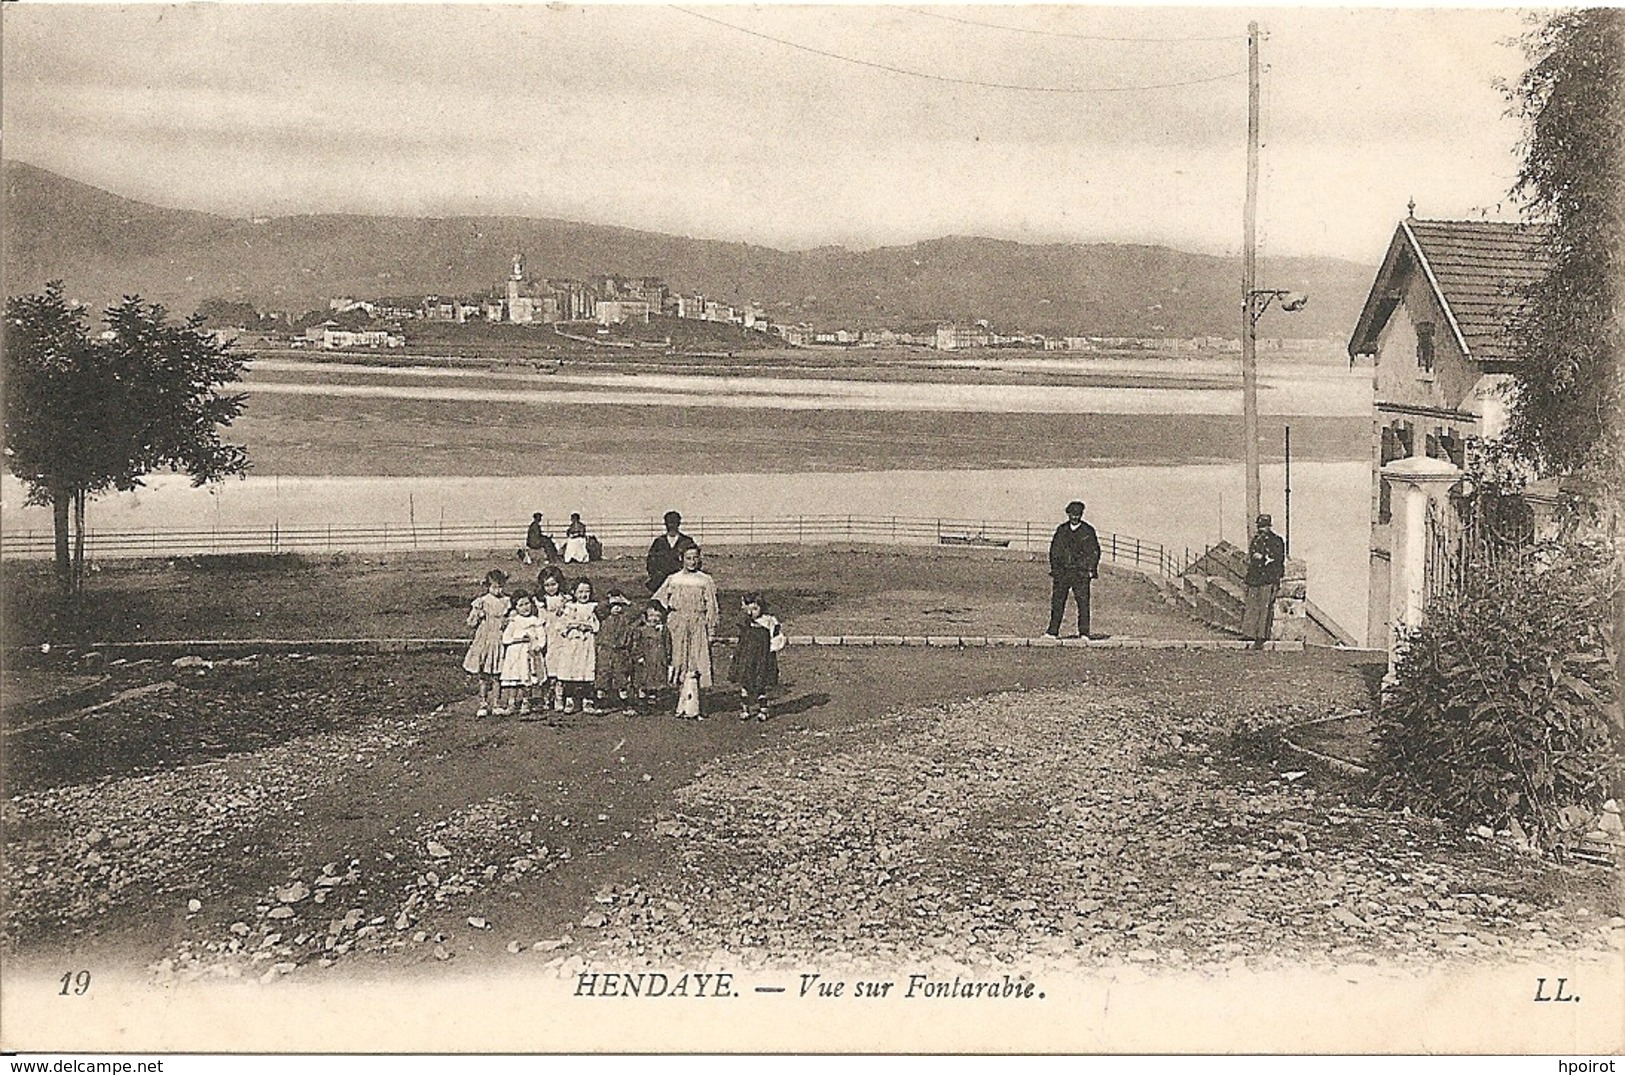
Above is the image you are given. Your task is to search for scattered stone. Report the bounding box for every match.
[187,899,202,913]
[277,882,311,904]
[1330,907,1368,930]
[427,841,452,859]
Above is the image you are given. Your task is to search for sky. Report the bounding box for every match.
[1,4,1536,263]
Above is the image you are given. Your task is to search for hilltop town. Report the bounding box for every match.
[225,251,1330,357]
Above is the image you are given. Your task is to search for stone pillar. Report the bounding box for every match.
[1271,557,1308,642]
[1381,455,1463,659]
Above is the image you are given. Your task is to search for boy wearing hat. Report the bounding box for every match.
[1046,500,1102,639]
[1242,514,1287,649]
[596,589,636,708]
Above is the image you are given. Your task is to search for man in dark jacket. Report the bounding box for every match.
[1046,500,1102,639]
[524,512,559,566]
[645,510,698,593]
[1241,513,1287,648]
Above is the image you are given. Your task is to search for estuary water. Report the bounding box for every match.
[243,357,1369,416]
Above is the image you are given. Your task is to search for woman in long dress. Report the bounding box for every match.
[653,545,719,719]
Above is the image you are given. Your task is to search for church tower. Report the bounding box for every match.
[506,254,531,323]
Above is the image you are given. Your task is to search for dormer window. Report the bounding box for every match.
[1416,322,1436,373]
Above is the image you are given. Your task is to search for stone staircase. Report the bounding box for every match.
[1162,540,1354,646]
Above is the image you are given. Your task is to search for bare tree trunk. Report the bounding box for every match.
[51,485,71,600]
[72,489,87,599]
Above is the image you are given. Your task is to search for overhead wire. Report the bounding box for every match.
[668,6,1245,94]
[904,6,1245,44]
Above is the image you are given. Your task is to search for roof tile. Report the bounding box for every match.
[1405,219,1552,364]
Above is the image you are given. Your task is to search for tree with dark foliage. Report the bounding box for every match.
[1502,9,1624,481]
[1505,9,1625,780]
[194,297,265,331]
[4,282,250,598]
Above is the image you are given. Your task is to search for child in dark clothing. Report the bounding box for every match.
[630,602,673,715]
[729,591,784,722]
[595,589,636,710]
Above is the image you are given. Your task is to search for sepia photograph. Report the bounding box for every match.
[0,1,1620,1058]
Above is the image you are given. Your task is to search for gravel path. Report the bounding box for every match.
[5,649,1617,985]
[571,684,1623,976]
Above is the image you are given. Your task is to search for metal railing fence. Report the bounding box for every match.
[0,514,1198,578]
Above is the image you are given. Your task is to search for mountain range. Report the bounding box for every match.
[3,160,1375,338]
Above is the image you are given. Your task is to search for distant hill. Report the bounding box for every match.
[3,160,1374,338]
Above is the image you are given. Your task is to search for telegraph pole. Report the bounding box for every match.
[1241,21,1262,537]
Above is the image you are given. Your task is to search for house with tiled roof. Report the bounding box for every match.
[1348,212,1552,648]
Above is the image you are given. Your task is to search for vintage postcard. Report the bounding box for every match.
[2,2,1621,1058]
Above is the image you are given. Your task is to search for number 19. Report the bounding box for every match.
[59,970,91,995]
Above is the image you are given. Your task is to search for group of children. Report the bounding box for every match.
[462,560,786,722]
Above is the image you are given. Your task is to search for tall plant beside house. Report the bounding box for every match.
[1372,539,1622,853]
[3,282,250,599]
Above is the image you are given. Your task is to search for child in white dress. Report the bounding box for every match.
[536,571,569,711]
[552,579,601,714]
[463,569,509,718]
[653,545,719,720]
[498,592,547,718]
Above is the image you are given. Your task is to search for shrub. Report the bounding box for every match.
[1371,540,1621,853]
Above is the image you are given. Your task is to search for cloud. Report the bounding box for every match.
[1,4,1533,259]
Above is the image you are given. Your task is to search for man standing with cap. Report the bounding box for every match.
[1242,513,1287,649]
[1046,500,1102,639]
